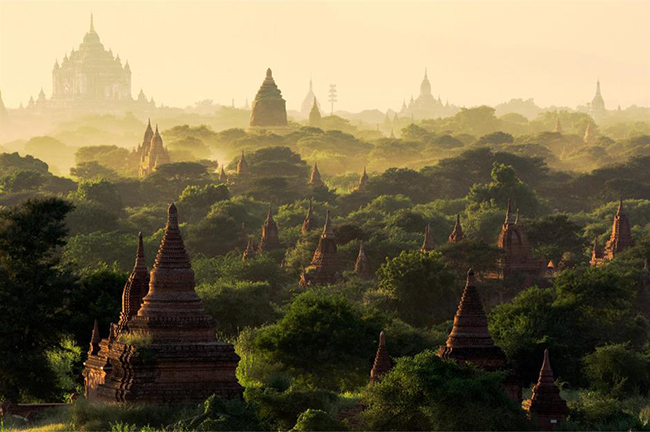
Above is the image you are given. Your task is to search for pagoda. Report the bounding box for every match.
[301,79,320,116]
[258,207,281,252]
[218,165,228,182]
[236,150,249,175]
[354,241,372,279]
[138,122,170,177]
[299,210,340,287]
[421,224,435,253]
[523,350,568,430]
[369,331,391,384]
[448,214,464,243]
[248,68,288,131]
[83,205,243,402]
[308,163,324,187]
[301,200,317,234]
[116,233,149,334]
[356,167,369,191]
[496,200,545,280]
[439,268,521,400]
[591,199,635,265]
[308,98,322,127]
[242,237,256,261]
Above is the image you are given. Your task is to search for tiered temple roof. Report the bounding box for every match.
[370,331,391,383]
[421,224,435,253]
[83,204,243,403]
[138,122,170,177]
[308,163,324,187]
[236,150,249,175]
[524,350,568,430]
[258,207,282,252]
[354,241,372,279]
[249,68,288,130]
[591,199,635,266]
[301,200,317,234]
[448,214,464,243]
[218,165,228,182]
[309,98,321,127]
[300,210,340,287]
[116,232,149,334]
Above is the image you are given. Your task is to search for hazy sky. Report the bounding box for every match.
[1,0,648,112]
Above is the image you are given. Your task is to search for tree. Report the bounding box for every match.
[360,350,532,431]
[75,179,124,214]
[376,250,458,327]
[177,183,230,222]
[254,291,383,390]
[70,161,119,181]
[0,198,75,402]
[525,214,588,264]
[583,344,650,398]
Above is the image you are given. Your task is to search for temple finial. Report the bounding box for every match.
[90,13,95,32]
[505,199,512,223]
[266,68,272,78]
[323,210,334,236]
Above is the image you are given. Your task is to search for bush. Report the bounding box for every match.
[290,408,347,431]
[584,344,650,398]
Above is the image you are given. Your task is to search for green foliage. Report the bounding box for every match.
[377,250,458,327]
[254,290,383,390]
[70,161,119,181]
[526,214,589,264]
[75,179,124,214]
[176,394,265,431]
[583,344,650,398]
[290,408,347,431]
[45,336,83,400]
[360,350,532,431]
[0,198,75,402]
[177,183,230,222]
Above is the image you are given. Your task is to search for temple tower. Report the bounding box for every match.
[600,199,634,263]
[116,233,150,333]
[242,237,256,261]
[590,80,606,121]
[421,224,435,253]
[248,68,288,131]
[524,350,568,430]
[258,207,281,252]
[308,98,322,127]
[301,200,317,234]
[354,241,372,279]
[236,150,249,175]
[138,124,170,177]
[370,331,391,383]
[301,79,320,116]
[299,210,340,287]
[357,167,369,191]
[218,165,228,182]
[448,214,464,243]
[496,200,544,279]
[83,204,243,403]
[308,163,324,187]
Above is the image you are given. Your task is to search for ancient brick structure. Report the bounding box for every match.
[299,210,340,287]
[308,98,321,127]
[354,241,372,279]
[357,167,369,191]
[137,121,170,177]
[421,224,435,253]
[218,165,228,182]
[258,207,281,252]
[591,199,635,266]
[248,68,288,130]
[236,150,249,175]
[590,238,604,266]
[370,331,391,383]
[439,268,521,400]
[524,350,568,430]
[242,237,256,261]
[116,232,149,334]
[496,200,546,281]
[448,214,464,243]
[83,204,243,403]
[308,163,324,187]
[301,199,317,234]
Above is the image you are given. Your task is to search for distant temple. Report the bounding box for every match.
[591,199,634,266]
[301,200,317,234]
[439,268,521,400]
[369,331,391,383]
[258,207,282,252]
[242,237,256,261]
[354,241,372,279]
[308,163,324,187]
[399,69,457,120]
[356,167,369,191]
[248,68,288,131]
[83,204,243,403]
[300,210,340,286]
[308,98,322,127]
[589,80,606,121]
[523,350,568,430]
[236,150,249,175]
[448,215,464,243]
[301,79,321,117]
[421,224,435,253]
[136,121,170,177]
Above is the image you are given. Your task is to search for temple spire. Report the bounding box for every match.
[370,331,391,383]
[300,210,339,286]
[309,162,324,187]
[258,206,281,251]
[524,349,569,430]
[219,165,228,182]
[322,210,334,236]
[354,241,372,279]
[554,118,563,133]
[357,167,369,191]
[242,237,256,261]
[118,232,150,331]
[153,203,191,269]
[89,319,100,356]
[448,214,464,243]
[301,199,316,234]
[505,199,513,223]
[90,13,95,32]
[237,150,249,175]
[420,224,434,253]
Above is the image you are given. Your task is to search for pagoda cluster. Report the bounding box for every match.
[135,120,170,177]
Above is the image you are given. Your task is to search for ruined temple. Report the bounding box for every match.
[496,200,545,281]
[236,150,249,175]
[591,199,635,266]
[370,331,391,384]
[83,204,243,403]
[354,241,372,279]
[258,207,281,252]
[137,122,170,177]
[242,237,256,261]
[439,268,521,400]
[357,167,369,191]
[301,200,317,234]
[248,68,288,131]
[299,210,339,287]
[308,163,324,187]
[524,350,568,430]
[448,214,464,243]
[421,224,435,253]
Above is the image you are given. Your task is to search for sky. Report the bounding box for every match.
[0,0,648,112]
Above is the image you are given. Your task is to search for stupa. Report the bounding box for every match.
[258,207,282,252]
[308,163,324,187]
[301,200,317,234]
[299,210,340,286]
[83,205,243,403]
[448,214,464,243]
[369,331,391,383]
[523,350,568,430]
[248,68,288,132]
[591,199,635,265]
[354,241,372,279]
[356,167,369,191]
